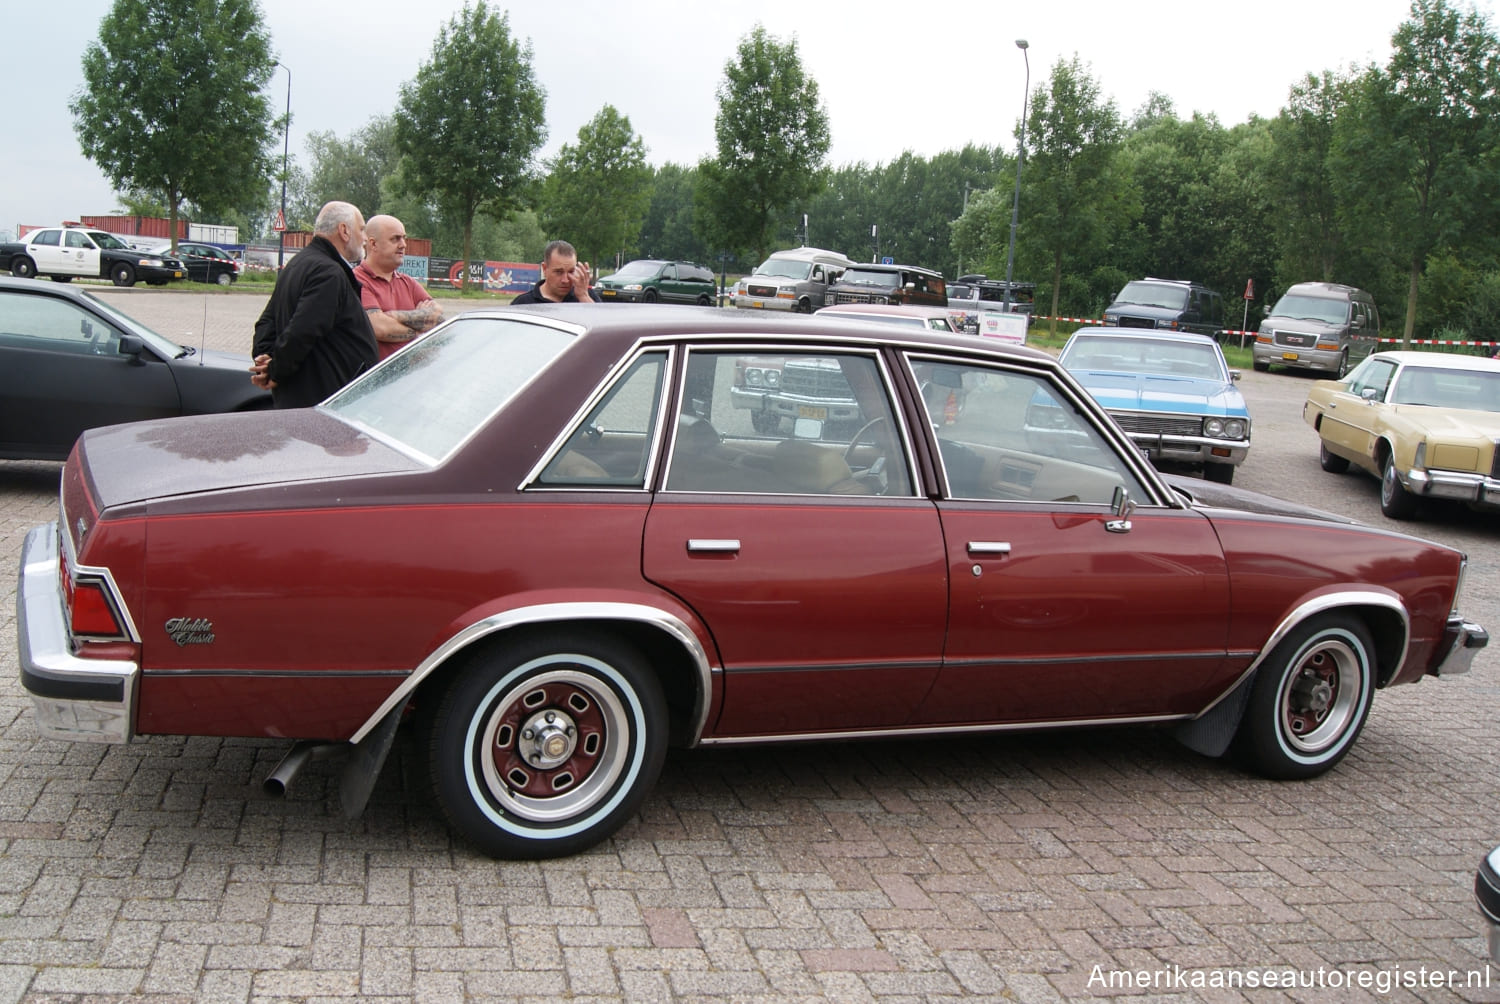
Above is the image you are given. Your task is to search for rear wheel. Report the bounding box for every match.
[422,630,667,859]
[1318,442,1350,474]
[1380,453,1418,519]
[216,271,233,287]
[1233,614,1375,779]
[10,257,36,279]
[111,263,136,287]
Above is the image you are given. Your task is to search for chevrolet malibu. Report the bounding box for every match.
[18,306,1488,858]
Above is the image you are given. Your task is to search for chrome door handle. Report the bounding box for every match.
[687,539,740,554]
[966,542,1011,556]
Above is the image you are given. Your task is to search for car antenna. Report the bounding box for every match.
[200,295,208,365]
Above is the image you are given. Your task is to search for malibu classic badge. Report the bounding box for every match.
[164,617,214,646]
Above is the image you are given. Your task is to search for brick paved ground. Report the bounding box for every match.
[0,288,1495,1002]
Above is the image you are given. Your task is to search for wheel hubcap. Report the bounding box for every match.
[1279,637,1363,754]
[476,665,630,823]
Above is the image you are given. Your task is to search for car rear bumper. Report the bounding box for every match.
[17,524,137,743]
[1434,614,1488,677]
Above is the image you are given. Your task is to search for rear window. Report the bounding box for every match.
[324,315,574,463]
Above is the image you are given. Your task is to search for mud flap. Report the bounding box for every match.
[1172,673,1254,758]
[339,697,410,818]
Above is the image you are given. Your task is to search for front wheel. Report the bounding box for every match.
[641,288,659,303]
[10,256,36,279]
[421,630,667,859]
[1380,453,1418,519]
[1252,358,1270,372]
[1233,614,1376,779]
[110,263,136,287]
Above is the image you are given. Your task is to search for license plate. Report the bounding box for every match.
[600,290,615,298]
[798,405,828,420]
[173,271,182,278]
[751,300,763,308]
[1281,352,1300,361]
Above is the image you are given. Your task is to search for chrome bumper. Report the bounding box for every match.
[1433,614,1488,676]
[17,524,136,742]
[1406,467,1500,506]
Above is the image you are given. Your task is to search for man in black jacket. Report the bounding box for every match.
[251,201,378,408]
[511,240,602,303]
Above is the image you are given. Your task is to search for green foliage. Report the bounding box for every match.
[638,164,713,265]
[540,106,652,267]
[71,0,277,243]
[393,1,546,283]
[302,116,401,220]
[697,26,831,262]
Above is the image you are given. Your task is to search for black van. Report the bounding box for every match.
[1103,278,1224,336]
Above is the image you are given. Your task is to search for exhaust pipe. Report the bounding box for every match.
[263,740,341,796]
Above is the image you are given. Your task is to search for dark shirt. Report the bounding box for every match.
[511,280,602,304]
[252,236,378,408]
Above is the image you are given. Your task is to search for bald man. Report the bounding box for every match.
[354,214,444,359]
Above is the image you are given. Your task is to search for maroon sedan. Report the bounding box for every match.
[18,305,1488,858]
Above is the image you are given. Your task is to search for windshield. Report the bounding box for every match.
[609,260,663,280]
[324,316,575,462]
[88,231,130,250]
[1269,294,1350,325]
[1062,335,1227,380]
[838,268,900,289]
[1114,282,1187,310]
[753,257,812,280]
[1389,366,1500,411]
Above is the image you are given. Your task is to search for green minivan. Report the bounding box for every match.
[596,259,717,304]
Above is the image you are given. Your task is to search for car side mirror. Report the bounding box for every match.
[117,335,146,365]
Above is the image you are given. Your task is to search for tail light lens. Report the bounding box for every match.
[59,539,126,639]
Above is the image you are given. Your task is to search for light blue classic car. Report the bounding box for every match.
[1059,327,1251,484]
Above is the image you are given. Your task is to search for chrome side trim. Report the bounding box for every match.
[1190,589,1409,720]
[347,601,714,744]
[698,711,1191,746]
[17,524,138,743]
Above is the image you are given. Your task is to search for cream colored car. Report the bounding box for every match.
[1303,350,1500,519]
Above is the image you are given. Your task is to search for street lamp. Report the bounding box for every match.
[1003,39,1030,311]
[276,62,291,269]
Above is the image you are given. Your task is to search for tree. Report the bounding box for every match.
[1332,0,1500,343]
[302,116,402,221]
[696,26,831,262]
[70,0,277,249]
[540,106,652,268]
[1267,72,1357,284]
[1017,56,1135,331]
[394,2,546,287]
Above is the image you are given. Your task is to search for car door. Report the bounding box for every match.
[642,346,948,737]
[902,356,1234,726]
[61,230,102,277]
[659,263,688,302]
[1315,356,1397,461]
[0,288,181,458]
[25,229,65,273]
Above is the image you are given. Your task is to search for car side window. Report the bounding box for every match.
[0,292,124,356]
[65,232,93,249]
[665,349,914,497]
[536,350,669,488]
[1348,359,1396,399]
[31,230,61,247]
[909,355,1149,506]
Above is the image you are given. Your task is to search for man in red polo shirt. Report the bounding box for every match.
[354,214,444,359]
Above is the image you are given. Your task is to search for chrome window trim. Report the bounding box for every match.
[348,601,713,745]
[520,344,676,491]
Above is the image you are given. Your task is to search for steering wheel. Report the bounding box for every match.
[843,416,889,464]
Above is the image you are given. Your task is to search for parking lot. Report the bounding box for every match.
[0,287,1497,1002]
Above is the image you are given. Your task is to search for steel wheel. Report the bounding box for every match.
[11,257,36,279]
[111,263,136,287]
[423,631,666,858]
[1234,614,1375,779]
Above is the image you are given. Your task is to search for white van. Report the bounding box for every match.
[734,247,853,313]
[1253,282,1380,377]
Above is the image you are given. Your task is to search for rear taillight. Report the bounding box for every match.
[59,538,126,639]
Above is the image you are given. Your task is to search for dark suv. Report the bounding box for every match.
[176,242,241,286]
[823,263,947,308]
[1103,278,1223,336]
[596,260,717,304]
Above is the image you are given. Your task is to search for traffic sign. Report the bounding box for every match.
[272,209,286,233]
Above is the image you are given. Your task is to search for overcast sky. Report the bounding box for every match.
[6,0,1492,241]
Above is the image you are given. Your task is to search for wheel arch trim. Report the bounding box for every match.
[1196,589,1409,722]
[348,601,713,744]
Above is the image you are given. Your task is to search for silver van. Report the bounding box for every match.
[734,247,854,313]
[1253,282,1379,377]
